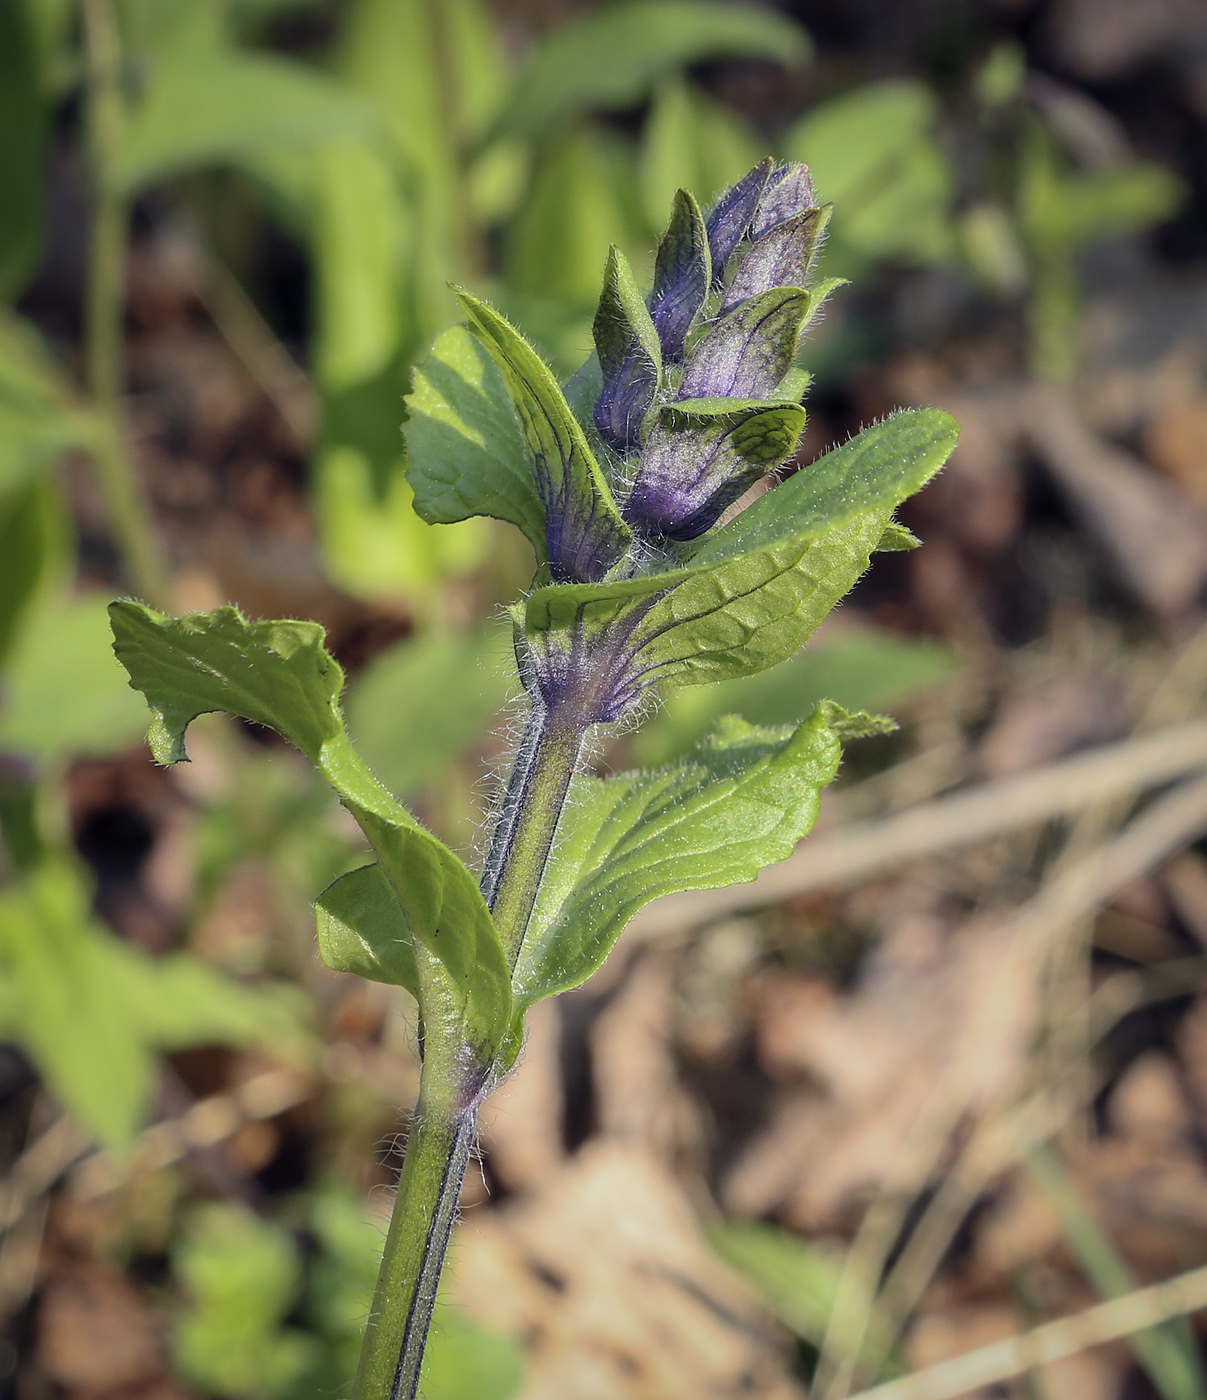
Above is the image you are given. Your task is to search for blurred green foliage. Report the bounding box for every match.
[172,1194,523,1400]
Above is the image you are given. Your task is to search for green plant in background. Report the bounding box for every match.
[960,40,1187,381]
[110,155,959,1398]
[171,1195,522,1400]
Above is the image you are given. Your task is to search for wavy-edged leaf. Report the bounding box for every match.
[404,325,544,555]
[108,602,511,1069]
[495,0,810,138]
[513,710,840,1005]
[522,409,958,707]
[456,290,632,582]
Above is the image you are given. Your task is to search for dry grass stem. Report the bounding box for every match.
[844,1263,1207,1400]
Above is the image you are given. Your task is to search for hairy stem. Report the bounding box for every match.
[356,702,586,1400]
[352,1085,477,1400]
[82,0,170,608]
[482,704,587,964]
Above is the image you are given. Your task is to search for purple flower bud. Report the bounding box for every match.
[751,162,816,239]
[678,287,808,401]
[649,189,711,364]
[593,246,661,453]
[721,206,830,311]
[625,399,807,542]
[704,158,773,290]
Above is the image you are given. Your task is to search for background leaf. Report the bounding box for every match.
[631,626,957,765]
[345,626,513,800]
[0,594,150,760]
[495,0,810,138]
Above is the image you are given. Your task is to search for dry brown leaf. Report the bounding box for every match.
[37,1265,165,1393]
[1145,397,1207,504]
[591,950,705,1172]
[452,1141,804,1400]
[724,916,1036,1229]
[480,997,565,1192]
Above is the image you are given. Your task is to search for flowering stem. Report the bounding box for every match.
[354,701,586,1400]
[483,704,587,964]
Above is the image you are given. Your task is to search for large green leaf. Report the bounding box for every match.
[513,710,839,1006]
[520,409,958,698]
[121,45,378,191]
[495,0,810,138]
[456,291,632,580]
[108,603,512,1070]
[404,324,545,556]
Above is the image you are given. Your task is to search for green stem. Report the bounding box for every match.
[353,703,586,1400]
[353,1086,477,1400]
[81,0,170,609]
[482,705,587,964]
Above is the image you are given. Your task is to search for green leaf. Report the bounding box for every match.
[521,409,959,696]
[0,860,310,1150]
[709,1221,843,1346]
[456,290,632,580]
[0,480,69,666]
[632,626,955,766]
[816,699,896,739]
[121,45,378,191]
[109,603,512,1069]
[514,710,839,1005]
[876,520,921,551]
[784,79,955,266]
[0,594,150,759]
[404,324,545,556]
[316,863,418,995]
[0,309,96,493]
[0,0,45,299]
[502,124,644,307]
[172,1203,317,1400]
[495,0,810,138]
[345,626,512,799]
